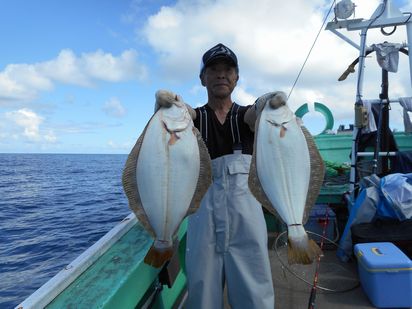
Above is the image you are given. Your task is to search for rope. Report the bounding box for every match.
[287,0,336,100]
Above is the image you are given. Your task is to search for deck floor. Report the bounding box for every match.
[268,250,374,309]
[223,234,375,309]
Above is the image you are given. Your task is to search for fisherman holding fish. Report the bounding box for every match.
[124,41,324,308]
[155,43,276,309]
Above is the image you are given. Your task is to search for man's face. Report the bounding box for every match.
[201,59,239,99]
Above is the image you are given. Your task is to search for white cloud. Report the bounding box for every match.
[4,108,57,143]
[6,108,43,140]
[0,49,147,104]
[103,97,127,118]
[0,64,53,102]
[142,0,337,79]
[141,0,411,130]
[108,139,133,151]
[233,86,257,107]
[44,130,57,143]
[52,49,146,84]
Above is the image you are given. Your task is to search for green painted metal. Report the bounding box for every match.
[317,184,349,204]
[295,102,334,134]
[315,134,353,164]
[394,132,412,151]
[46,220,188,309]
[46,223,153,308]
[315,133,357,202]
[137,220,188,309]
[294,103,309,119]
[151,271,187,309]
[178,222,188,275]
[314,131,412,164]
[314,102,334,133]
[264,211,286,233]
[314,132,412,203]
[148,220,188,308]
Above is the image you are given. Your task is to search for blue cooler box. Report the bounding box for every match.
[354,242,412,308]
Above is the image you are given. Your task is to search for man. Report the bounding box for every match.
[184,43,275,309]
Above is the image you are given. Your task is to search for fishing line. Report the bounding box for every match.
[273,231,359,293]
[287,0,336,100]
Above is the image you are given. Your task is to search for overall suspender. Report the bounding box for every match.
[230,104,242,152]
[198,103,242,152]
[199,106,208,142]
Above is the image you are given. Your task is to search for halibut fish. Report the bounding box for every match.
[122,90,211,268]
[249,92,324,265]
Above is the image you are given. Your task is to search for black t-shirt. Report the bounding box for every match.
[194,103,255,160]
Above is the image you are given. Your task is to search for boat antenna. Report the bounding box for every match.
[287,0,336,100]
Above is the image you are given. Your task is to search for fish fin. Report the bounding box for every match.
[287,228,322,265]
[300,125,325,224]
[248,115,282,219]
[144,245,174,268]
[122,121,156,238]
[188,127,212,215]
[248,147,277,215]
[279,126,286,138]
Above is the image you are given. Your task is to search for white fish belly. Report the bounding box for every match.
[136,111,200,241]
[256,114,310,225]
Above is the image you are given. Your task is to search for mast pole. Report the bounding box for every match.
[349,27,368,199]
[407,20,412,88]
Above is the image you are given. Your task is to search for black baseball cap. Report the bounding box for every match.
[200,43,238,75]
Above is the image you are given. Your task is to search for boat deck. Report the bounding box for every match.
[268,250,373,309]
[222,234,375,309]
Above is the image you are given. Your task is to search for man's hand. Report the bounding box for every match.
[255,91,287,113]
[244,91,287,131]
[154,89,196,120]
[154,89,182,112]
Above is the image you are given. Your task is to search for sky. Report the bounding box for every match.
[0,0,411,154]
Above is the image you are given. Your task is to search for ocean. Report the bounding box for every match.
[0,153,131,308]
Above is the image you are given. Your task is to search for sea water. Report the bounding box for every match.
[0,153,130,308]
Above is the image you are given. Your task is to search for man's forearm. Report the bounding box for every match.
[185,104,196,120]
[244,106,258,131]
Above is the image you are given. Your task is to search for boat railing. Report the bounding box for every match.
[15,213,137,309]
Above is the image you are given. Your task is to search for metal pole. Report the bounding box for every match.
[349,28,369,201]
[355,28,368,103]
[406,14,412,88]
[379,69,390,174]
[329,29,361,50]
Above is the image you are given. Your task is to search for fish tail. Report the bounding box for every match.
[144,245,174,268]
[287,226,322,265]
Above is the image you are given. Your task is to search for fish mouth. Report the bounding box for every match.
[162,120,189,133]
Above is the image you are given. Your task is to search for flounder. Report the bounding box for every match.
[249,91,325,265]
[122,90,212,268]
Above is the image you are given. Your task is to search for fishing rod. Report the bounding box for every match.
[307,207,330,309]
